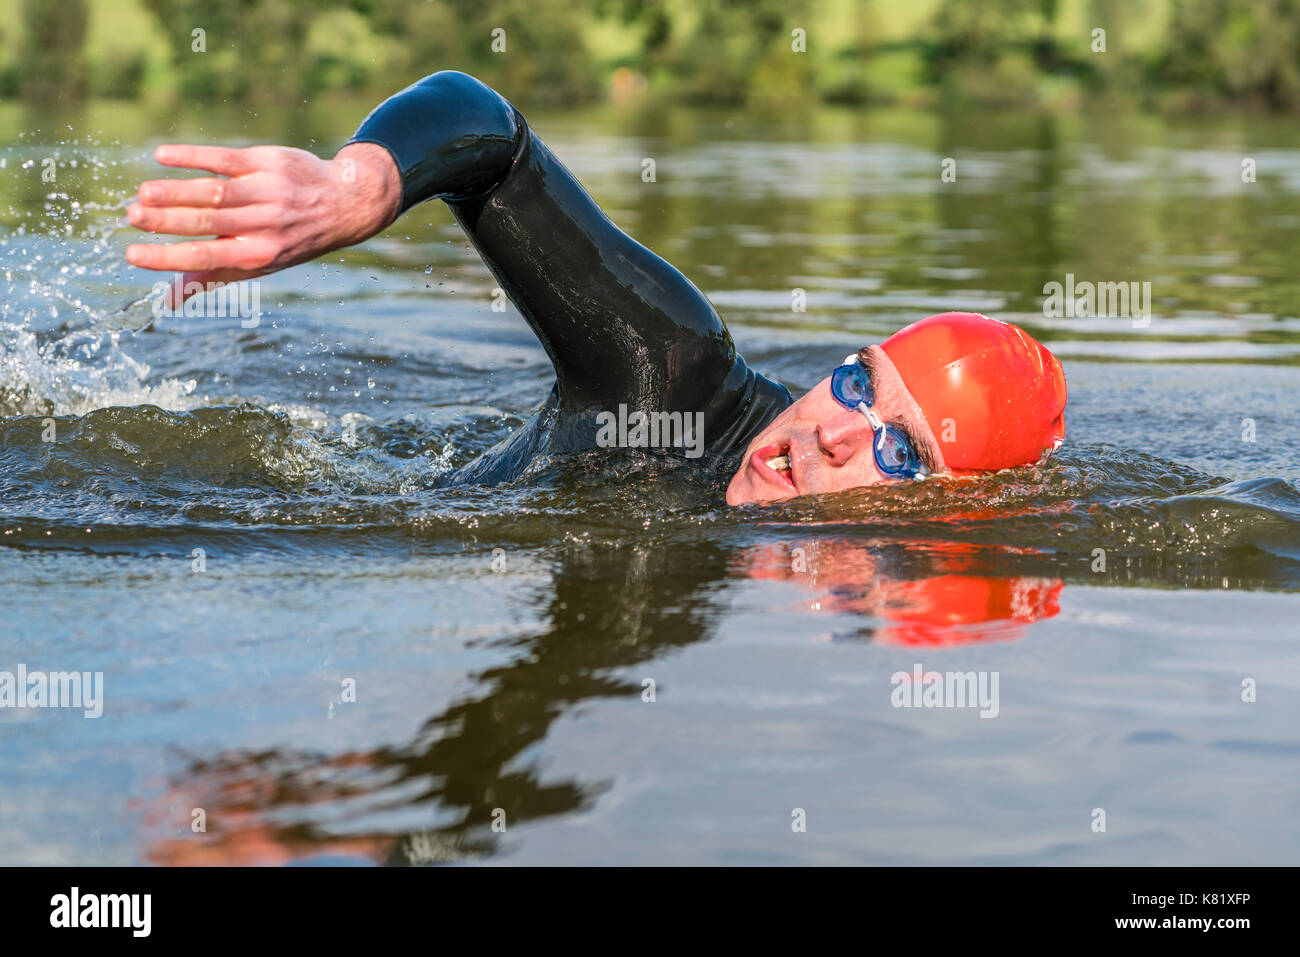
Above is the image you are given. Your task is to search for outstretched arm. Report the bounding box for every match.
[128,72,786,452]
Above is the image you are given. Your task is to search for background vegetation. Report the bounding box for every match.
[2,0,1299,110]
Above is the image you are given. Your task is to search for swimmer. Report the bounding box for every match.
[125,71,1067,505]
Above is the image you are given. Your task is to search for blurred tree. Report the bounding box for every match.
[2,0,1300,112]
[928,0,1038,72]
[1085,0,1148,94]
[607,0,813,104]
[134,0,597,103]
[1033,0,1060,70]
[345,0,461,85]
[925,0,1073,105]
[19,0,89,102]
[141,0,317,99]
[1156,0,1300,108]
[434,0,600,102]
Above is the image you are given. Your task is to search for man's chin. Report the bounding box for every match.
[725,471,751,506]
[725,474,795,506]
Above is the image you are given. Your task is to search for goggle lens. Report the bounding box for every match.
[875,425,922,475]
[830,363,873,407]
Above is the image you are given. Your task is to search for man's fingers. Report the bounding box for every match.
[128,202,281,236]
[126,237,278,274]
[153,144,259,177]
[136,176,276,208]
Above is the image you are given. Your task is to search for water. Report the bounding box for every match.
[1,99,1298,865]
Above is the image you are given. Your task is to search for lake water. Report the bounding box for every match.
[1,96,1298,865]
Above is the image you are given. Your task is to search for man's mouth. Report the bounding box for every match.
[752,443,795,492]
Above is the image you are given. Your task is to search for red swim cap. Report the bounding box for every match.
[880,312,1066,471]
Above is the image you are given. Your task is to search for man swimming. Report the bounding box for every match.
[125,71,1067,506]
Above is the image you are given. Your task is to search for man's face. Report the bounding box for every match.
[725,352,940,506]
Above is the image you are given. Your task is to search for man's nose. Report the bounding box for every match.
[815,409,872,463]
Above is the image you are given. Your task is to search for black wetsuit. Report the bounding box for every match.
[349,71,792,486]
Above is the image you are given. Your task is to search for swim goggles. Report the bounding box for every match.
[829,354,929,480]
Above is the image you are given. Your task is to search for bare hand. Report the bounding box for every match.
[126,142,401,305]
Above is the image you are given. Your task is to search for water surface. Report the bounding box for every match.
[1,98,1298,864]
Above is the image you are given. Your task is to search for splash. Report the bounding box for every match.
[0,322,197,416]
[0,141,200,416]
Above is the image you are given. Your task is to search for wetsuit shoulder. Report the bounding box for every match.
[349,71,524,211]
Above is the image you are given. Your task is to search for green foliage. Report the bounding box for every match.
[608,0,814,103]
[0,0,1299,110]
[19,0,89,101]
[120,0,600,103]
[1154,0,1300,108]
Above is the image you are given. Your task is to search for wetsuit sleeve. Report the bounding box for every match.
[347,71,523,213]
[348,71,789,453]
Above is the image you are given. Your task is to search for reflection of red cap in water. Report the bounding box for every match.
[874,574,1063,647]
[881,312,1067,471]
